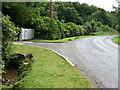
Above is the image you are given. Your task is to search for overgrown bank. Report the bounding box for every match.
[12,45,92,88]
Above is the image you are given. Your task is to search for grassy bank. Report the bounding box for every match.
[91,31,119,36]
[13,45,92,88]
[112,36,120,45]
[27,36,88,42]
[28,32,119,42]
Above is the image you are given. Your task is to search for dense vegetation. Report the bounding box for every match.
[2,15,20,69]
[2,2,119,40]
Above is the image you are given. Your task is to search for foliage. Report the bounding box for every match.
[65,22,86,37]
[31,16,63,40]
[2,52,33,88]
[112,36,120,45]
[91,10,113,27]
[2,2,40,28]
[56,3,83,25]
[115,25,120,32]
[3,2,116,27]
[18,53,33,77]
[31,16,86,40]
[83,20,114,35]
[73,3,98,23]
[2,15,20,64]
[2,2,118,39]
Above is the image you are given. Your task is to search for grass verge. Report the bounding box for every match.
[112,36,120,45]
[27,32,119,43]
[91,31,119,36]
[13,45,92,88]
[27,36,89,42]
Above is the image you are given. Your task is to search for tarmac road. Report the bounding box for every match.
[75,36,119,88]
[14,35,119,88]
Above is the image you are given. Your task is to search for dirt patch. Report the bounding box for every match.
[3,69,18,79]
[2,69,19,86]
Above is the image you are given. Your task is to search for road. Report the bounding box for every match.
[14,35,119,88]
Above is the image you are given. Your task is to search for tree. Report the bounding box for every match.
[56,4,83,24]
[91,10,113,26]
[2,2,40,28]
[73,3,98,23]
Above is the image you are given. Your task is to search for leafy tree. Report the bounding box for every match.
[111,5,120,32]
[56,3,83,25]
[73,3,98,23]
[55,4,66,20]
[91,10,113,26]
[2,2,40,28]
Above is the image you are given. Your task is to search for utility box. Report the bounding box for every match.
[19,28,34,41]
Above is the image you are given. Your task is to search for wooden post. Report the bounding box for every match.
[49,0,53,18]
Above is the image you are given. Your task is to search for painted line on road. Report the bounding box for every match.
[13,42,75,67]
[51,49,75,67]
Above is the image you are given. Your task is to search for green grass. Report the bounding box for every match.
[112,36,120,45]
[27,32,119,43]
[91,31,119,36]
[27,36,89,42]
[13,45,92,88]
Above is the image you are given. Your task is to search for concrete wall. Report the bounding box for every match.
[19,28,34,40]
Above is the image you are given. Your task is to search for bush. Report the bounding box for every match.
[83,21,114,34]
[65,22,86,37]
[32,16,86,40]
[115,25,120,33]
[32,16,64,40]
[2,15,20,68]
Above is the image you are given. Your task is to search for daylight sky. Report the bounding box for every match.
[54,0,118,11]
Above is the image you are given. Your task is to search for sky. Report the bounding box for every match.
[54,0,118,11]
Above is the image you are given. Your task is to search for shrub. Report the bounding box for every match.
[83,21,113,34]
[65,22,86,36]
[2,15,20,68]
[32,16,63,40]
[32,16,86,40]
[115,25,120,33]
[100,25,112,32]
[18,53,33,77]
